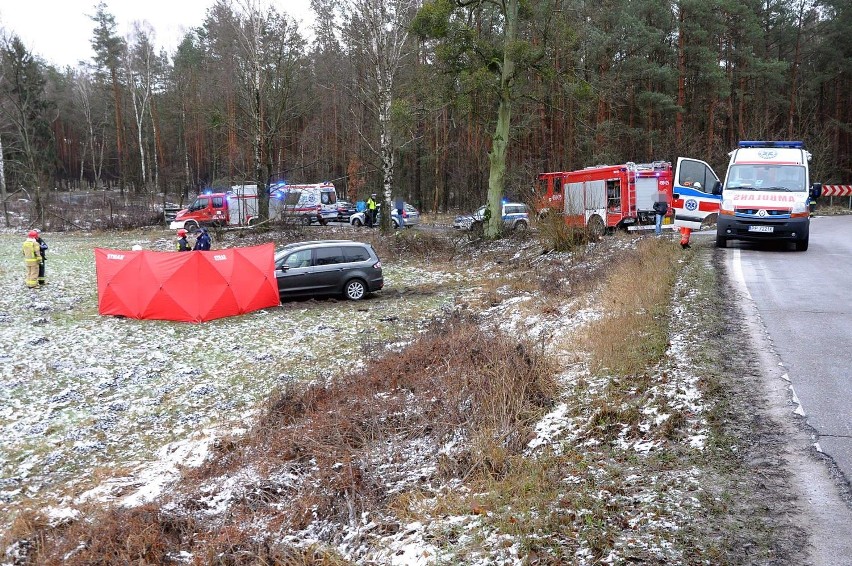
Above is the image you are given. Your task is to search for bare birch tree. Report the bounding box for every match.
[223,0,305,221]
[343,0,418,232]
[126,22,158,191]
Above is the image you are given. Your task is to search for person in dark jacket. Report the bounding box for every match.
[35,229,48,285]
[652,192,668,236]
[176,228,191,251]
[193,228,211,251]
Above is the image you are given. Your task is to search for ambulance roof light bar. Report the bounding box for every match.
[738,140,804,149]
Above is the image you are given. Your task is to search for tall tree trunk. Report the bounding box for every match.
[379,86,394,231]
[0,135,7,227]
[111,67,125,194]
[787,0,806,138]
[182,105,191,200]
[676,3,685,148]
[486,0,518,238]
[151,98,162,191]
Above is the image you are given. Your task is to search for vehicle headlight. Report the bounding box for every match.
[791,201,807,214]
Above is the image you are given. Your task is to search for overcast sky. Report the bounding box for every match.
[0,0,315,69]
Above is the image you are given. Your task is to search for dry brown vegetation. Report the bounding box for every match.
[4,225,796,565]
[6,308,559,564]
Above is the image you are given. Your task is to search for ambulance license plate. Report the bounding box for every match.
[748,225,774,233]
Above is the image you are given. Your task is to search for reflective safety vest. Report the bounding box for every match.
[22,239,41,264]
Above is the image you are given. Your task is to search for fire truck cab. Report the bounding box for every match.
[538,161,674,233]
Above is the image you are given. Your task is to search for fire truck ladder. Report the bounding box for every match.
[625,162,638,215]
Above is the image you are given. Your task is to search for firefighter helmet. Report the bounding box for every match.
[28,230,38,238]
[177,228,188,237]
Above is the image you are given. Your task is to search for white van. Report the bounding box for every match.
[713,141,821,251]
[269,183,338,225]
[671,141,822,251]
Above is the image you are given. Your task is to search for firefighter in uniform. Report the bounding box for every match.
[35,229,48,285]
[22,230,42,288]
[176,228,191,251]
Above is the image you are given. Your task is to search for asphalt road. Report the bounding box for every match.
[719,214,852,485]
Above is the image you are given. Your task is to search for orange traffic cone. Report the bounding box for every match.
[679,227,692,249]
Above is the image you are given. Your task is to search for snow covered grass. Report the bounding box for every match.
[2,229,748,565]
[0,228,466,528]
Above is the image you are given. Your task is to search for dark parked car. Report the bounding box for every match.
[274,240,383,301]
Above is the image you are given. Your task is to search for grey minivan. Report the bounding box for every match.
[274,240,383,301]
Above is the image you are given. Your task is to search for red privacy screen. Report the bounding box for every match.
[95,243,278,322]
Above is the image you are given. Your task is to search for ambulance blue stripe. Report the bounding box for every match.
[674,186,721,199]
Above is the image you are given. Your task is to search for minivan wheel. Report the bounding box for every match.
[301,215,312,226]
[344,278,367,300]
[514,219,528,231]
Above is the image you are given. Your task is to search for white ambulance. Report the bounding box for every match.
[713,141,822,251]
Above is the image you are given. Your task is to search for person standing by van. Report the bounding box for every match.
[395,197,405,228]
[652,192,668,236]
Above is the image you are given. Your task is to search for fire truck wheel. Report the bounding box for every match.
[588,215,605,238]
[184,220,198,231]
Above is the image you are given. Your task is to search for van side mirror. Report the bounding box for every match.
[811,183,822,198]
[712,180,723,195]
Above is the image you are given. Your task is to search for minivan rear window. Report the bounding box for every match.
[315,247,346,266]
[343,246,370,262]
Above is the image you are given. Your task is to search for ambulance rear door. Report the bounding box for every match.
[672,158,722,230]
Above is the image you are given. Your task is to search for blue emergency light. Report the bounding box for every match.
[738,140,804,149]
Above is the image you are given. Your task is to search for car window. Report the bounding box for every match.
[284,249,312,268]
[343,245,370,262]
[315,247,345,266]
[505,205,525,215]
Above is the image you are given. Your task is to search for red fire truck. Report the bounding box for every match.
[537,161,674,232]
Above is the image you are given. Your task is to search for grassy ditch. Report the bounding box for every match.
[3,235,799,565]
